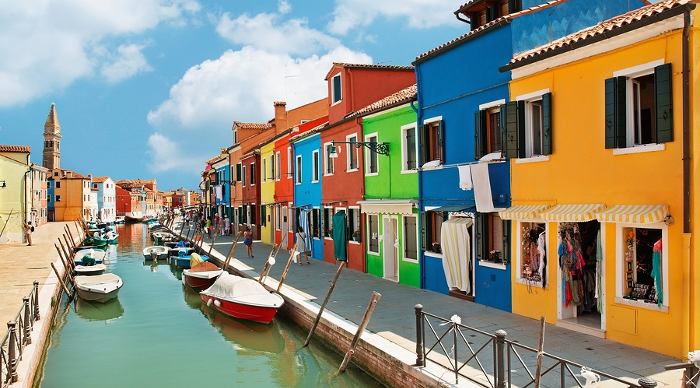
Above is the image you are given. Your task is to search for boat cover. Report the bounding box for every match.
[190,261,219,272]
[75,273,122,292]
[190,253,204,267]
[201,273,283,308]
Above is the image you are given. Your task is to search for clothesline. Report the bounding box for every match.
[420,158,507,171]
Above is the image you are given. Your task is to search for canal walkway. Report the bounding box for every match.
[190,228,681,386]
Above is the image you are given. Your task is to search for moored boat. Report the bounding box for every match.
[200,273,284,324]
[74,273,123,303]
[74,249,107,265]
[104,231,119,245]
[143,246,169,261]
[74,263,106,276]
[124,212,145,223]
[115,216,126,224]
[183,261,223,290]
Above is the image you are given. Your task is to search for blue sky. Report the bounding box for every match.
[0,0,466,190]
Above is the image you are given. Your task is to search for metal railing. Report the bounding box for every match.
[1,281,40,387]
[414,305,658,388]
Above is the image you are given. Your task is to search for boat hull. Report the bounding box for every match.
[200,294,280,324]
[76,288,120,303]
[183,271,220,290]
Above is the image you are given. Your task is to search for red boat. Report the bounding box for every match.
[182,261,223,290]
[200,273,284,324]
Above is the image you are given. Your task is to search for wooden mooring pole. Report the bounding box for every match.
[303,261,347,348]
[276,248,297,292]
[258,244,280,284]
[50,263,73,298]
[533,316,546,388]
[208,231,219,256]
[338,291,381,373]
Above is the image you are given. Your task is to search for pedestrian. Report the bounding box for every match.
[295,226,311,265]
[23,221,33,246]
[244,226,254,258]
[224,216,231,236]
[206,218,212,238]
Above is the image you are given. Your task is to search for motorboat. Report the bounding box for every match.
[200,273,284,324]
[143,246,169,261]
[74,273,123,303]
[115,216,126,224]
[171,253,207,269]
[74,263,106,276]
[104,231,119,245]
[125,212,145,223]
[74,249,107,265]
[182,256,222,290]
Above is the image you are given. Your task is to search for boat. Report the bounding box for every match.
[168,246,194,258]
[74,273,123,303]
[143,246,169,261]
[83,233,108,248]
[200,273,284,324]
[182,258,222,290]
[124,212,145,223]
[74,249,107,265]
[104,231,119,245]
[115,216,126,225]
[74,263,106,276]
[171,253,208,269]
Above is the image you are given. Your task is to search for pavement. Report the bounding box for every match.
[0,221,74,340]
[183,225,682,387]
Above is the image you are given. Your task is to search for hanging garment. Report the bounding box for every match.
[440,217,473,293]
[537,231,546,281]
[652,239,663,306]
[298,209,312,253]
[215,185,223,201]
[332,210,347,261]
[595,228,603,312]
[458,165,473,191]
[469,163,496,212]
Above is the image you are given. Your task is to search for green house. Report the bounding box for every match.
[357,85,420,288]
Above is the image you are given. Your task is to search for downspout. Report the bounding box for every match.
[412,64,425,289]
[681,7,693,354]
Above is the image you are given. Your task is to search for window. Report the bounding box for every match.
[233,128,238,144]
[365,134,378,175]
[367,214,379,254]
[250,163,256,185]
[275,206,280,230]
[270,155,275,181]
[295,155,302,184]
[504,92,552,158]
[518,222,546,283]
[324,142,334,175]
[260,205,266,226]
[401,124,417,171]
[55,195,61,202]
[421,119,443,165]
[605,63,673,149]
[287,147,292,179]
[476,214,509,265]
[323,208,332,238]
[250,205,256,225]
[403,216,418,262]
[56,181,61,189]
[348,208,361,242]
[242,166,246,186]
[346,134,358,171]
[475,105,505,159]
[620,226,665,305]
[312,150,320,182]
[331,73,342,104]
[425,211,444,254]
[262,159,267,181]
[275,152,281,180]
[311,209,320,238]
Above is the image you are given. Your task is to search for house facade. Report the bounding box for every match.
[92,176,116,223]
[260,140,276,244]
[240,150,260,239]
[29,164,48,227]
[292,129,325,260]
[0,145,32,243]
[51,169,92,221]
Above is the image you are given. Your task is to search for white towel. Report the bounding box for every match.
[470,163,495,212]
[458,165,473,191]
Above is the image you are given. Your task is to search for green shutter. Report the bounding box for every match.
[504,102,519,159]
[474,110,484,160]
[261,206,266,226]
[655,63,673,143]
[502,220,511,265]
[475,214,484,261]
[604,77,627,148]
[542,92,553,155]
[517,101,526,158]
[421,212,428,251]
[508,0,519,13]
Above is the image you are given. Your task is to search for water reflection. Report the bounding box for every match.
[75,298,124,322]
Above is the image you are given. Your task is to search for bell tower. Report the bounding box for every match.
[43,103,61,171]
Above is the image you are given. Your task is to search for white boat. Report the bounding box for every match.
[74,273,123,303]
[125,212,145,223]
[74,249,107,264]
[115,216,126,224]
[74,264,106,276]
[200,273,284,324]
[143,246,169,261]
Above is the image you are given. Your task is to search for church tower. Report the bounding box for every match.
[43,103,61,171]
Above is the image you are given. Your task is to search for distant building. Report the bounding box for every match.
[92,176,116,223]
[49,169,92,221]
[0,145,32,243]
[29,164,48,226]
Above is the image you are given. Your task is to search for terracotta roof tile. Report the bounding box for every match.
[332,63,413,71]
[352,84,417,117]
[233,121,273,130]
[0,145,31,153]
[91,176,110,183]
[506,0,692,69]
[290,121,328,142]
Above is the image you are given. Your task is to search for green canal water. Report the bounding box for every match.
[35,224,381,388]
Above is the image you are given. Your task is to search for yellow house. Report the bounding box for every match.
[52,169,91,221]
[499,0,697,358]
[0,145,31,244]
[260,140,276,244]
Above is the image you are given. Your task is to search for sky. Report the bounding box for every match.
[0,0,467,191]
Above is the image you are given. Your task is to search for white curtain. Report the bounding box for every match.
[441,217,473,293]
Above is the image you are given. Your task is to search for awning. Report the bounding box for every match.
[426,204,476,213]
[596,204,668,224]
[358,200,416,216]
[540,204,605,222]
[498,204,550,220]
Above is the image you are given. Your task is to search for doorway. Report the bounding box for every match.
[382,216,398,282]
[282,206,288,246]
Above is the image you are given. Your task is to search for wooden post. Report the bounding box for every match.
[534,317,546,388]
[222,232,243,270]
[208,230,219,256]
[338,291,381,373]
[58,238,72,265]
[258,244,280,284]
[50,263,73,298]
[65,225,75,248]
[54,246,75,285]
[276,248,297,292]
[75,221,84,241]
[62,234,73,255]
[303,261,347,348]
[55,244,71,271]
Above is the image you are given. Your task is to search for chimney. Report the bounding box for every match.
[273,101,287,135]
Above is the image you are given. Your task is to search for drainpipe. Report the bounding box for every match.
[682,9,691,234]
[412,65,425,289]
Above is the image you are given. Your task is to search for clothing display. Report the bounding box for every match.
[652,239,663,306]
[332,210,347,261]
[520,223,546,286]
[558,222,600,312]
[458,165,473,191]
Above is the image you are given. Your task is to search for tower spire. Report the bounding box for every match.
[43,103,61,170]
[44,103,61,135]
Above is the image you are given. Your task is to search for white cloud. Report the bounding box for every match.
[327,0,459,35]
[101,44,152,83]
[0,0,199,107]
[278,0,291,14]
[216,12,339,56]
[147,132,203,173]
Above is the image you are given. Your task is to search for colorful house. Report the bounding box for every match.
[229,145,243,231]
[92,176,116,223]
[50,169,92,221]
[240,149,261,239]
[499,0,697,357]
[29,164,48,226]
[210,150,231,221]
[358,85,421,288]
[0,145,32,243]
[260,140,276,244]
[413,0,642,312]
[319,63,416,272]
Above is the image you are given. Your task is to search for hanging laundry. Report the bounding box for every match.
[470,163,495,212]
[458,165,473,191]
[595,229,603,311]
[440,217,473,293]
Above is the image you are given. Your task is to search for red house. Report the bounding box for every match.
[115,185,141,216]
[320,63,415,272]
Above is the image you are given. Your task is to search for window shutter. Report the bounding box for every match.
[236,164,241,181]
[516,101,526,158]
[437,120,445,163]
[474,110,484,160]
[502,220,511,265]
[420,124,428,165]
[475,214,484,261]
[261,206,266,226]
[655,63,673,143]
[605,77,627,148]
[542,92,553,155]
[504,102,519,159]
[604,77,616,148]
[508,0,519,13]
[421,212,428,251]
[488,5,498,21]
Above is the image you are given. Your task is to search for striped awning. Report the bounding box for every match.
[539,204,605,222]
[358,200,416,216]
[498,204,550,220]
[596,204,668,224]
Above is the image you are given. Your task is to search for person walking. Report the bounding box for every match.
[244,226,254,258]
[224,216,231,236]
[295,226,311,265]
[23,221,33,246]
[206,218,212,239]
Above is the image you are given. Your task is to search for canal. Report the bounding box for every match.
[35,224,381,388]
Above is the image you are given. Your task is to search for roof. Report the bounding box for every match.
[0,145,31,153]
[290,121,327,142]
[44,103,61,135]
[325,62,413,80]
[504,0,694,70]
[58,169,88,179]
[233,121,273,130]
[352,84,417,117]
[415,0,565,64]
[91,176,110,183]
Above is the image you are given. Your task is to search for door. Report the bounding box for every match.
[282,206,288,246]
[383,217,398,282]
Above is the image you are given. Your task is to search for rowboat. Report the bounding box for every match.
[200,273,284,324]
[171,253,208,269]
[182,260,222,290]
[125,212,145,223]
[74,263,106,276]
[74,273,123,303]
[104,231,119,245]
[143,246,169,261]
[74,249,107,265]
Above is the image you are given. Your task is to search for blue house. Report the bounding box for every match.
[414,0,644,312]
[47,179,55,222]
[213,158,231,219]
[291,130,324,260]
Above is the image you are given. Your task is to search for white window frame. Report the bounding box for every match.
[613,60,663,149]
[323,141,334,176]
[311,150,320,183]
[348,206,361,245]
[323,206,334,240]
[275,206,281,231]
[295,155,302,185]
[366,213,380,255]
[514,220,548,287]
[516,89,549,159]
[401,123,418,173]
[275,151,281,181]
[346,133,359,172]
[242,165,247,186]
[401,214,419,263]
[287,147,292,180]
[250,162,256,186]
[331,73,342,105]
[364,132,379,176]
[312,206,322,240]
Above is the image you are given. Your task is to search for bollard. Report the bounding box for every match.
[33,281,40,321]
[415,304,424,367]
[495,329,507,388]
[7,322,18,382]
[23,297,31,344]
[638,377,657,388]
